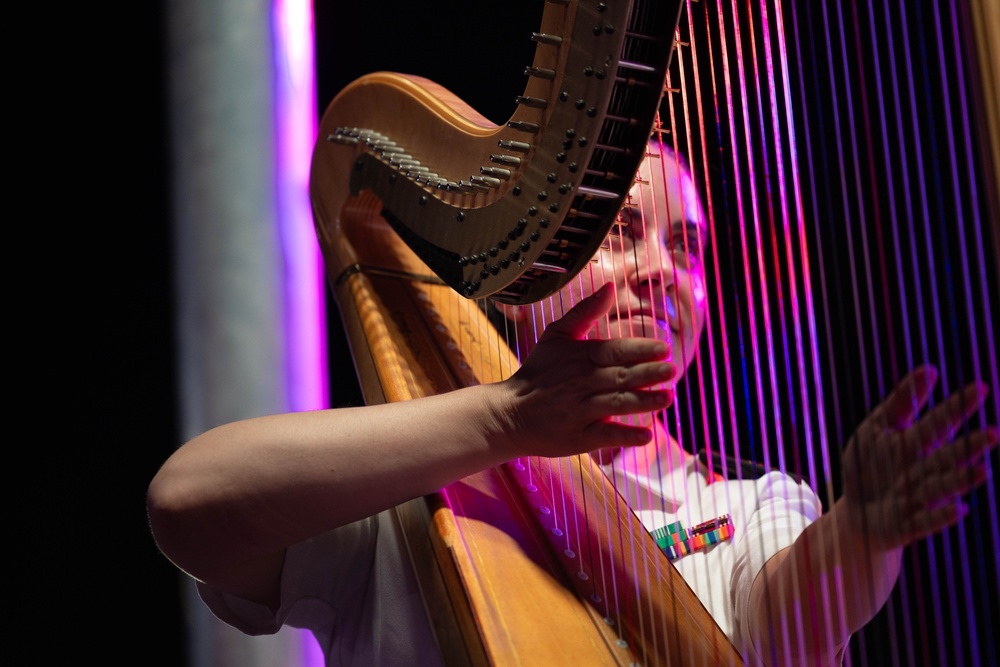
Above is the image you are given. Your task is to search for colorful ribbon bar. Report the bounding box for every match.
[651,514,733,561]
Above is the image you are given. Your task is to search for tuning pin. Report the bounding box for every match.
[490,154,522,167]
[480,166,512,180]
[507,120,540,133]
[515,96,548,109]
[531,32,563,46]
[524,66,556,80]
[577,185,619,200]
[470,175,501,188]
[498,140,531,153]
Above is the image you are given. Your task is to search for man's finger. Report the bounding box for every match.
[910,382,989,451]
[541,283,614,340]
[869,365,938,431]
[587,337,672,368]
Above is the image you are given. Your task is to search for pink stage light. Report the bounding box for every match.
[271,1,327,665]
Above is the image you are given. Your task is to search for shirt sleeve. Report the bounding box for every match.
[195,509,442,666]
[730,472,823,663]
[196,514,379,639]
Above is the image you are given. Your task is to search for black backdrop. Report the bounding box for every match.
[52,0,182,662]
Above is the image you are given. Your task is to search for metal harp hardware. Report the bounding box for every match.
[311,0,684,305]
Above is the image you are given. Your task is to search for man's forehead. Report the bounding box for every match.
[624,166,706,231]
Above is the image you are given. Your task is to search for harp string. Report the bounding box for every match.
[730,2,800,661]
[845,3,902,660]
[582,248,633,646]
[691,1,751,515]
[771,0,841,660]
[617,154,666,659]
[903,4,957,664]
[676,5,740,515]
[757,27,817,654]
[885,4,930,658]
[655,57,734,660]
[665,21,712,506]
[867,1,937,661]
[783,23,851,658]
[776,0,851,659]
[930,2,984,662]
[706,0,752,491]
[944,0,1000,485]
[787,0,844,494]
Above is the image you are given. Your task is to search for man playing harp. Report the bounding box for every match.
[147,139,997,666]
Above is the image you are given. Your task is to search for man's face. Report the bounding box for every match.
[515,146,708,381]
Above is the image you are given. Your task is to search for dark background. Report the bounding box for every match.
[56,1,182,661]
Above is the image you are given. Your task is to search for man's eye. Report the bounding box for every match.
[666,229,703,264]
[607,223,633,239]
[674,238,701,259]
[672,236,700,254]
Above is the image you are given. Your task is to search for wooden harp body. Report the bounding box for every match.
[310,1,741,664]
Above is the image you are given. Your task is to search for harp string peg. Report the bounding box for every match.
[530,261,568,274]
[508,120,540,133]
[524,66,556,80]
[584,168,620,181]
[531,32,563,46]
[328,127,364,145]
[498,139,531,153]
[577,185,618,200]
[368,138,400,149]
[618,60,657,73]
[605,113,640,127]
[357,129,387,143]
[481,166,512,180]
[470,175,502,188]
[373,143,402,154]
[614,76,653,89]
[454,180,489,193]
[593,142,630,155]
[515,96,548,109]
[490,154,522,167]
[328,133,358,146]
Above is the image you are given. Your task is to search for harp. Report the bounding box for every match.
[311,0,999,665]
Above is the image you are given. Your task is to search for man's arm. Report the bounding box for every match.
[747,367,997,665]
[147,284,676,608]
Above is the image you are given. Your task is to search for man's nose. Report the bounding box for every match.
[629,239,674,297]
